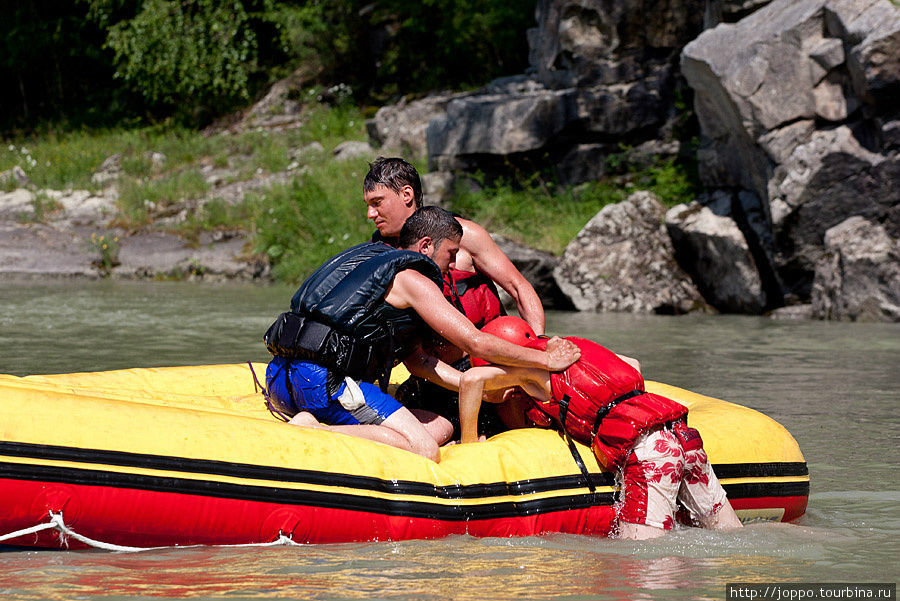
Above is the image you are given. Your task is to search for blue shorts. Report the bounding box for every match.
[265,356,403,425]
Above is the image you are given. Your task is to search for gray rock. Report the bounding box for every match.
[666,198,767,313]
[811,216,900,321]
[420,171,457,208]
[553,191,705,313]
[91,153,123,185]
[682,0,900,306]
[771,129,900,295]
[768,125,884,225]
[0,189,116,226]
[0,189,35,221]
[114,231,267,281]
[0,166,34,189]
[529,0,703,88]
[0,223,98,278]
[825,0,900,109]
[427,87,579,170]
[367,92,467,158]
[332,141,375,161]
[809,36,846,74]
[768,303,815,320]
[554,144,611,187]
[882,118,900,150]
[492,234,573,310]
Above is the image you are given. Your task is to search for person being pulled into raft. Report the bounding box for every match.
[363,156,547,434]
[456,316,744,539]
[263,207,580,463]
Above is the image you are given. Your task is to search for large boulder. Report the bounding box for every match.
[553,191,705,313]
[425,0,706,186]
[811,216,900,321]
[681,0,900,311]
[491,234,574,310]
[528,0,704,89]
[367,92,468,158]
[666,194,768,313]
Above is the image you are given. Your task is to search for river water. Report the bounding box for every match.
[0,280,897,600]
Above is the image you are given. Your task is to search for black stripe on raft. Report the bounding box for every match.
[722,481,809,498]
[0,462,615,520]
[0,441,808,501]
[0,440,615,498]
[714,463,808,478]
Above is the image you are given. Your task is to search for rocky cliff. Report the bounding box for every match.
[370,0,900,321]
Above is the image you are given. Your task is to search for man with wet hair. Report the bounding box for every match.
[263,206,579,463]
[363,156,544,334]
[397,206,463,250]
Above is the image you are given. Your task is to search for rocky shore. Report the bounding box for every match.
[2,0,898,321]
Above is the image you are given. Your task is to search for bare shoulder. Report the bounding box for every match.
[385,268,434,309]
[456,216,499,255]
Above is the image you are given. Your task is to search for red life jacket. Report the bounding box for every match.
[442,268,506,329]
[525,337,688,470]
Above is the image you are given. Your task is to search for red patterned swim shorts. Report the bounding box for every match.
[617,424,727,529]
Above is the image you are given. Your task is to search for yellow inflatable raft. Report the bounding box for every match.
[0,363,808,549]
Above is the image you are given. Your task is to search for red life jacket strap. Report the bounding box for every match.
[591,389,645,440]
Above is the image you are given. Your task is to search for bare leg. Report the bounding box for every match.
[289,411,410,448]
[617,521,667,540]
[697,500,743,530]
[410,408,454,445]
[381,406,443,462]
[289,407,448,462]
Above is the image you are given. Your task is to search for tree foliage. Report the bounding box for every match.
[0,1,121,131]
[1,0,538,132]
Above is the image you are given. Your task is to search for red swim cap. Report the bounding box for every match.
[471,316,538,366]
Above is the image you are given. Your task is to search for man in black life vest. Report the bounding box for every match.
[365,157,553,435]
[263,208,580,463]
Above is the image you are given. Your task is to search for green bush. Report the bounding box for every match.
[447,178,626,255]
[100,0,260,118]
[248,162,373,282]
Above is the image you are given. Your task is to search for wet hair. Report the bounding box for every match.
[398,206,463,250]
[364,157,424,209]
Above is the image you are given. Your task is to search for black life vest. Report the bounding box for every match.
[264,242,442,389]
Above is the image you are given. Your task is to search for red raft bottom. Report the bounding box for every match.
[1,480,808,550]
[0,479,617,549]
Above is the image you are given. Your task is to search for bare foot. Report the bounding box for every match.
[289,411,323,428]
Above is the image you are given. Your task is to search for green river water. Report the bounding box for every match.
[0,280,897,600]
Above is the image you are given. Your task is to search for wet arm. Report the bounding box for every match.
[460,220,546,334]
[458,365,548,444]
[402,347,463,391]
[388,271,578,371]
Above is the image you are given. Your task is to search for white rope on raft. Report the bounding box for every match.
[0,511,305,552]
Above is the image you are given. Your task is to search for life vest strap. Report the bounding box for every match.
[563,431,597,495]
[591,389,645,440]
[264,311,390,387]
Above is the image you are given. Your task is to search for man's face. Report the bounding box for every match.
[428,236,460,274]
[364,184,416,237]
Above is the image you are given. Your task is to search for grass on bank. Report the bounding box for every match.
[447,156,699,255]
[1,98,698,282]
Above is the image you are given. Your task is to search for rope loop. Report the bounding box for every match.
[0,511,305,552]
